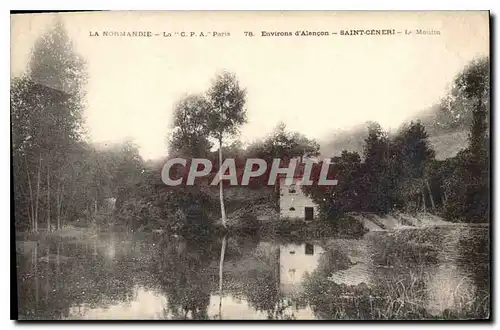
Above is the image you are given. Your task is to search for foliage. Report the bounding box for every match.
[12,21,87,232]
[168,94,212,158]
[302,57,489,224]
[247,122,320,161]
[205,71,247,144]
[441,58,490,222]
[361,122,393,213]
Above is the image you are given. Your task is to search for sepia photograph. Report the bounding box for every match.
[11,11,490,320]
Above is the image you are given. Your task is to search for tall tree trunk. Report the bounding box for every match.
[443,189,448,206]
[45,245,50,302]
[56,243,60,291]
[34,242,39,304]
[421,187,427,213]
[94,191,98,215]
[24,155,35,232]
[218,139,227,229]
[218,235,227,319]
[441,186,447,208]
[275,246,281,294]
[56,182,62,230]
[34,154,42,232]
[425,179,436,211]
[47,163,50,232]
[62,188,76,222]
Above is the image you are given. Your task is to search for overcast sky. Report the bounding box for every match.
[11,11,489,160]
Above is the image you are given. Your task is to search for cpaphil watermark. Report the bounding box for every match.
[161,158,338,186]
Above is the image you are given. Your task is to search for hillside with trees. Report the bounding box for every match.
[319,57,490,162]
[305,57,490,224]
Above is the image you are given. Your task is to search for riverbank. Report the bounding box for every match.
[15,211,488,247]
[223,211,467,240]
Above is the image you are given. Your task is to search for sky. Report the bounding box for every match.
[11,11,489,160]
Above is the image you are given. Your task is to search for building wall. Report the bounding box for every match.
[279,177,319,220]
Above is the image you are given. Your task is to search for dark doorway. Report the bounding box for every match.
[304,207,314,221]
[305,243,314,255]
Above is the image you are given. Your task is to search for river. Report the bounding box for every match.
[15,224,489,320]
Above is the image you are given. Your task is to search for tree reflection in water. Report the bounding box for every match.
[153,235,217,320]
[16,227,489,320]
[17,238,139,320]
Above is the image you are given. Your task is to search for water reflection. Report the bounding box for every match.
[16,225,489,320]
[280,243,324,295]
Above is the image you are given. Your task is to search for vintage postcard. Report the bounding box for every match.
[11,11,490,320]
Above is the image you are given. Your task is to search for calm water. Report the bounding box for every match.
[16,225,489,320]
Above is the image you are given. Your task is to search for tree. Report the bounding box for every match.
[206,71,247,228]
[248,122,320,161]
[443,57,490,222]
[462,57,490,222]
[245,123,320,190]
[302,151,361,221]
[169,94,212,158]
[107,140,144,212]
[361,122,392,213]
[460,57,490,165]
[433,57,489,136]
[11,20,87,232]
[391,121,435,213]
